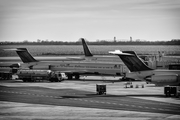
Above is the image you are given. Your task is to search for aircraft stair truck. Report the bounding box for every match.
[17,69,66,82]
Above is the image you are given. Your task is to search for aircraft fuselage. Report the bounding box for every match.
[126,70,180,86]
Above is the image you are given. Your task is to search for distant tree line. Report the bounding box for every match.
[0,39,180,45]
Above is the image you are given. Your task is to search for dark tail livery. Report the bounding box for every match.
[15,48,38,63]
[109,50,152,72]
[81,38,93,57]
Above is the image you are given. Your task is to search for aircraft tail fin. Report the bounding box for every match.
[16,48,38,63]
[4,48,38,63]
[81,38,93,57]
[109,50,153,72]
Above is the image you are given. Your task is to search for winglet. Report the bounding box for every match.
[81,38,93,57]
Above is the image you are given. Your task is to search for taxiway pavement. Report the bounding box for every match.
[0,77,180,120]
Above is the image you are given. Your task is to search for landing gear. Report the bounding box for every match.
[75,74,80,80]
[22,79,27,82]
[22,78,34,82]
[67,74,73,80]
[0,73,12,80]
[49,78,59,82]
[67,74,80,80]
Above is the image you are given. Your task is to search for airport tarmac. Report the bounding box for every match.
[0,76,180,120]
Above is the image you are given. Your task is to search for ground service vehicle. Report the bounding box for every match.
[0,63,20,80]
[17,69,66,82]
[0,72,12,80]
[164,86,180,97]
[49,71,66,82]
[96,84,106,95]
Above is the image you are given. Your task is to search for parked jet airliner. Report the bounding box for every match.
[109,50,180,86]
[7,48,127,80]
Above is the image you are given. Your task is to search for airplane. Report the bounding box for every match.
[109,50,180,86]
[6,48,126,81]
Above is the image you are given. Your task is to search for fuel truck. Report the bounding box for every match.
[17,69,66,82]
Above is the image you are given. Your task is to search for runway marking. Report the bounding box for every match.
[0,90,60,99]
[0,90,178,113]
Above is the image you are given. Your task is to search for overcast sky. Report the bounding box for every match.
[0,0,180,42]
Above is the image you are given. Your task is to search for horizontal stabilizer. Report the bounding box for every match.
[109,50,134,56]
[4,48,25,51]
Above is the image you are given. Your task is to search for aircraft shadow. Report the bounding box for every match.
[61,93,168,99]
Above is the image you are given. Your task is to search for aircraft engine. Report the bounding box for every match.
[146,74,179,84]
